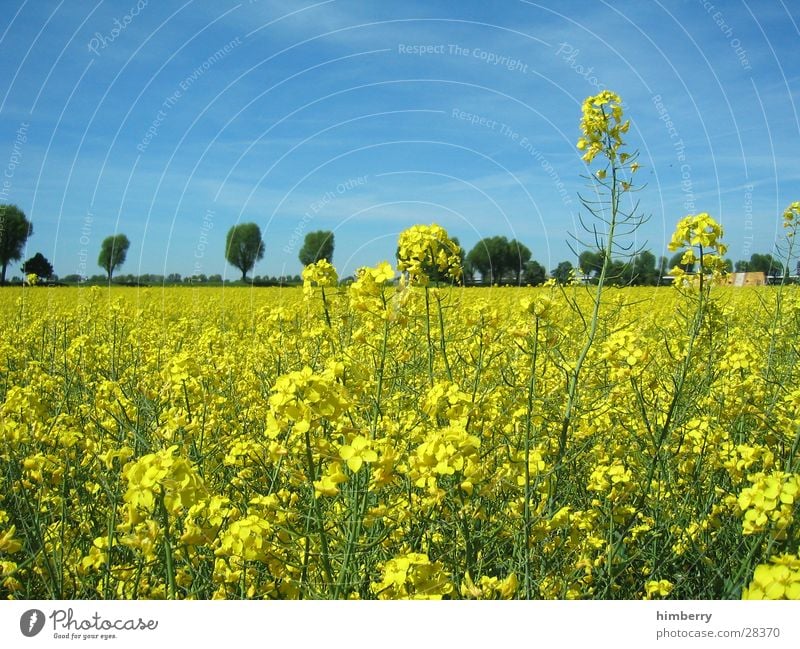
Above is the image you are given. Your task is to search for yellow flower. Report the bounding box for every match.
[339,435,378,473]
[313,462,347,497]
[737,472,800,536]
[122,446,205,525]
[667,212,728,286]
[783,201,800,229]
[461,572,518,599]
[79,537,109,572]
[372,261,395,284]
[668,213,724,252]
[215,515,271,562]
[743,555,800,599]
[0,526,22,554]
[578,90,629,164]
[302,259,338,297]
[520,295,554,322]
[181,496,237,546]
[372,552,454,599]
[644,579,674,599]
[396,224,462,286]
[349,261,397,312]
[267,366,350,437]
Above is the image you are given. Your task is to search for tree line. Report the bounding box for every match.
[1,204,795,286]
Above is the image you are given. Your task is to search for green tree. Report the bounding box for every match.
[578,250,606,279]
[551,260,573,284]
[523,259,546,285]
[467,236,512,285]
[658,256,669,278]
[299,230,335,266]
[606,259,628,286]
[98,234,130,281]
[748,253,779,276]
[462,256,475,284]
[21,252,54,279]
[508,239,532,284]
[629,250,657,285]
[225,223,265,281]
[0,204,33,284]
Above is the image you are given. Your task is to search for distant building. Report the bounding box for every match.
[727,271,766,287]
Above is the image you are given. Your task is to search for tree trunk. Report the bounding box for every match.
[0,262,6,284]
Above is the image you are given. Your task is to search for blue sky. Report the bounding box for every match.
[1,0,798,279]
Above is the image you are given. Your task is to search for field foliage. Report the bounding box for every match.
[1,278,799,600]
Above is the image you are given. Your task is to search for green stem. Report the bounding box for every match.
[103,483,120,599]
[424,287,434,385]
[522,317,539,598]
[552,153,620,513]
[335,465,370,598]
[435,292,453,382]
[303,428,334,592]
[321,287,332,329]
[158,493,177,600]
[370,319,389,438]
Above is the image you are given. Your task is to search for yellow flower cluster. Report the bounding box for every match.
[421,381,474,423]
[407,424,483,497]
[599,329,649,380]
[668,212,728,285]
[216,515,272,562]
[302,259,338,297]
[644,579,674,599]
[576,90,630,164]
[777,387,800,443]
[742,554,800,599]
[122,445,205,526]
[371,552,454,599]
[737,472,800,536]
[181,496,237,546]
[266,365,349,437]
[460,571,518,599]
[669,212,726,253]
[396,223,462,286]
[783,201,800,231]
[520,293,554,321]
[348,261,398,315]
[587,459,634,502]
